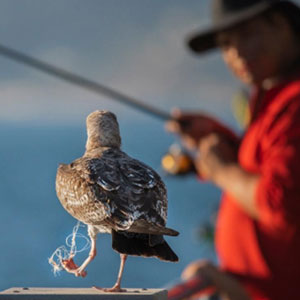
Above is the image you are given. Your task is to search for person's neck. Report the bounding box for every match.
[262,51,300,90]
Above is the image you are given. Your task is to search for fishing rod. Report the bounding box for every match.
[0,43,198,175]
[0,43,171,121]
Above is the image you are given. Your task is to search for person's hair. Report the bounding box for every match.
[263,3,300,38]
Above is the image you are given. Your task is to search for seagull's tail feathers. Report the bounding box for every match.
[125,219,179,236]
[112,230,179,262]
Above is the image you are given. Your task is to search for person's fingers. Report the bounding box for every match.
[170,107,182,118]
[198,133,220,151]
[165,120,180,133]
[181,260,212,280]
[181,261,201,280]
[166,108,183,133]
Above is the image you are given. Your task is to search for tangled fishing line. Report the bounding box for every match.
[48,221,91,275]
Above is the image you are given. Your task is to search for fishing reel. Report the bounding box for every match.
[161,143,196,175]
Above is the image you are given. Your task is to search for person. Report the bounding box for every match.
[166,0,300,299]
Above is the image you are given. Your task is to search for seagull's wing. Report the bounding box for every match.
[86,149,177,235]
[56,159,112,225]
[118,154,168,220]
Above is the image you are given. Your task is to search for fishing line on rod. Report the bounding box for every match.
[0,43,171,121]
[0,43,197,175]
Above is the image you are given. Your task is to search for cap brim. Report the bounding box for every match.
[187,1,299,54]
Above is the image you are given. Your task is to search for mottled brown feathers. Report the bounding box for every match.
[56,110,179,261]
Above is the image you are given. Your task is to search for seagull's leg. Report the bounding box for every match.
[74,228,97,277]
[111,254,128,292]
[94,254,128,292]
[62,225,97,278]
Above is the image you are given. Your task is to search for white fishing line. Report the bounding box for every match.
[48,221,91,275]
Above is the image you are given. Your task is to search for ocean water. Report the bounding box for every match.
[0,119,221,291]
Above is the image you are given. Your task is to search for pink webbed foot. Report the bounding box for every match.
[93,285,127,293]
[61,257,87,278]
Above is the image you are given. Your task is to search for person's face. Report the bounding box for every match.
[216,13,297,86]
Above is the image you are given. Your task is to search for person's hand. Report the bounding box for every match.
[182,259,218,282]
[195,133,238,181]
[181,260,251,300]
[166,109,238,150]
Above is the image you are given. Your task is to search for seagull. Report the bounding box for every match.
[56,110,179,292]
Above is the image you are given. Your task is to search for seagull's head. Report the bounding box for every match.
[85,110,121,151]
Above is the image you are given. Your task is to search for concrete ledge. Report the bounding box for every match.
[0,287,167,300]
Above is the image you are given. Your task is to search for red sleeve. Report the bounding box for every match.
[255,98,300,231]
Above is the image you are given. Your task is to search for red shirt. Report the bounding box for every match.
[216,79,300,300]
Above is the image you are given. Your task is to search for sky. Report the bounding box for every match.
[0,0,245,127]
[0,0,300,127]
